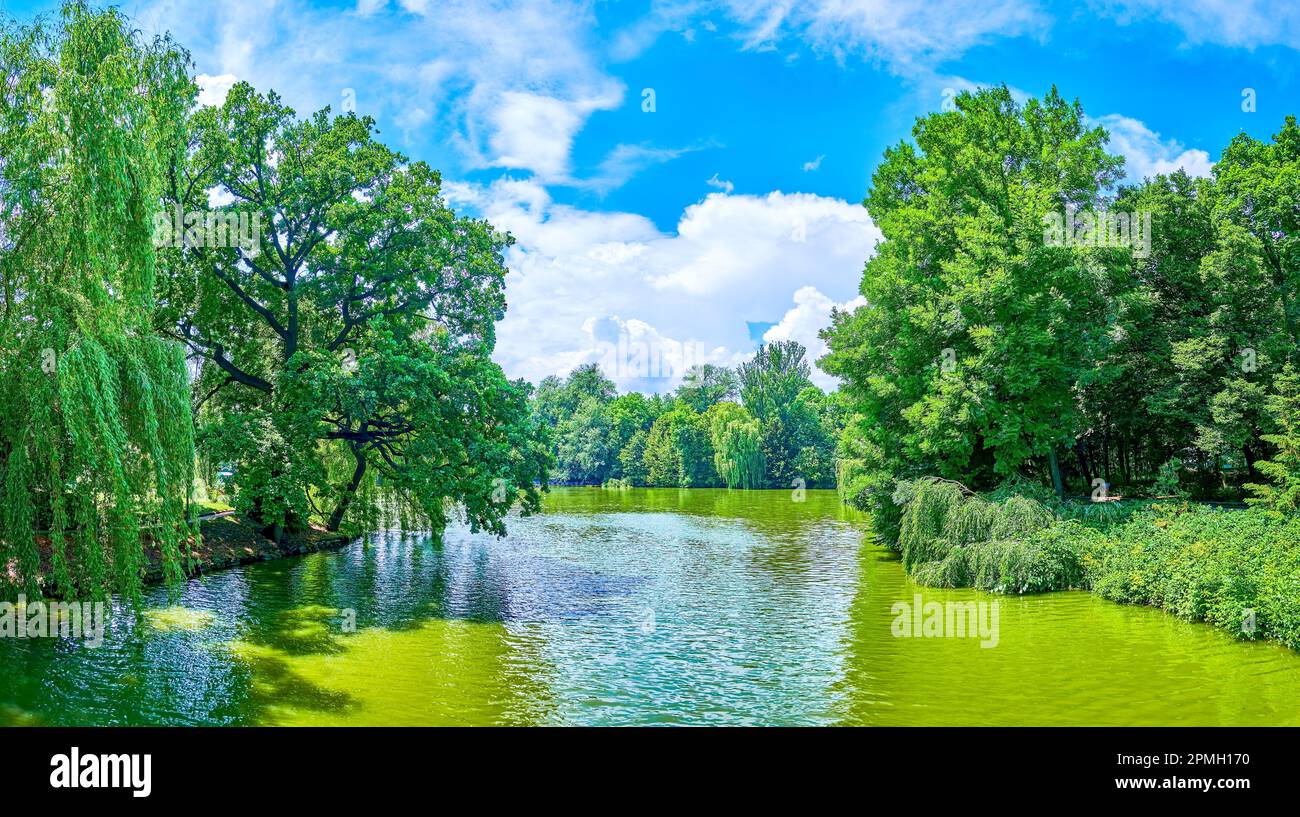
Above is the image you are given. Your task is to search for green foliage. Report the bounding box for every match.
[618,428,650,487]
[0,3,198,602]
[707,402,764,489]
[676,364,738,413]
[1153,458,1188,499]
[1246,364,1300,511]
[641,407,716,488]
[896,478,1065,593]
[823,87,1300,508]
[156,79,549,534]
[1081,505,1300,651]
[823,86,1125,491]
[530,341,844,491]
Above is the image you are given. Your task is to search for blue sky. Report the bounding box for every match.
[5,0,1299,391]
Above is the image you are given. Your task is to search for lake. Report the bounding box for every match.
[2,488,1299,725]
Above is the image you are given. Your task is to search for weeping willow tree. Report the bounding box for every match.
[0,3,197,602]
[707,402,765,490]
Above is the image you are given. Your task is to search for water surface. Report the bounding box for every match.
[2,488,1298,725]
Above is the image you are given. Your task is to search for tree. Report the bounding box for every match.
[676,364,738,413]
[619,428,649,486]
[642,407,717,487]
[1247,365,1300,511]
[156,81,548,536]
[0,2,197,601]
[642,414,683,487]
[737,340,834,486]
[554,396,611,484]
[822,86,1126,522]
[738,341,812,425]
[606,392,656,478]
[707,402,764,489]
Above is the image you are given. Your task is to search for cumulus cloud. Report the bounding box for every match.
[132,0,626,183]
[763,287,865,389]
[802,154,825,171]
[445,179,880,391]
[1095,113,1215,182]
[195,73,238,107]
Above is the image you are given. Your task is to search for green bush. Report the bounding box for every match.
[897,478,1065,592]
[892,476,1300,651]
[1081,504,1300,650]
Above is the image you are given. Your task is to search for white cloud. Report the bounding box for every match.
[706,172,735,193]
[446,179,880,392]
[487,90,620,179]
[1096,0,1300,50]
[195,73,238,107]
[131,0,626,182]
[802,154,825,171]
[1095,113,1214,182]
[763,287,865,390]
[717,0,1051,74]
[577,143,703,195]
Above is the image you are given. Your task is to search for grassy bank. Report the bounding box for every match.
[893,479,1300,651]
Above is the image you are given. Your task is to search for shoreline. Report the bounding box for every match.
[147,513,356,585]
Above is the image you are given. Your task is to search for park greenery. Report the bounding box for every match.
[3,2,1300,662]
[0,3,550,602]
[530,341,842,490]
[823,85,1300,646]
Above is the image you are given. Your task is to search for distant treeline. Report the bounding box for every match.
[530,341,846,489]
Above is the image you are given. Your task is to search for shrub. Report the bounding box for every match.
[1084,504,1300,650]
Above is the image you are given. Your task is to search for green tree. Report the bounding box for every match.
[606,392,655,478]
[554,396,612,484]
[619,428,650,486]
[0,2,197,601]
[676,364,738,413]
[157,81,548,535]
[642,407,717,487]
[1247,365,1300,511]
[823,86,1126,522]
[707,402,765,489]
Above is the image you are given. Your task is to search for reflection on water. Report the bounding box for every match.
[1,488,1298,725]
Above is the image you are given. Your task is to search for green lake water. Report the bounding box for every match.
[2,487,1299,726]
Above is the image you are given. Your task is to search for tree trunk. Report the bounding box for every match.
[1102,425,1112,484]
[1074,438,1093,491]
[1048,449,1065,500]
[328,447,367,532]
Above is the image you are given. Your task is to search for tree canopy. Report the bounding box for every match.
[153,81,550,538]
[824,85,1300,536]
[0,3,197,602]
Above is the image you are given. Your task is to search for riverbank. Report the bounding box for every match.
[146,514,355,585]
[32,513,354,595]
[890,479,1300,652]
[8,487,1300,726]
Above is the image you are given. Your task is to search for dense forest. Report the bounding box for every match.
[822,85,1300,525]
[530,341,842,490]
[818,85,1300,650]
